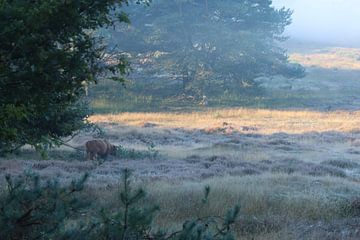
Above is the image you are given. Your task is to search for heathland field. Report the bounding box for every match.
[2,48,360,239]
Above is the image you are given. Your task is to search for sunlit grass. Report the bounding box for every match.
[90,108,360,134]
[290,47,360,70]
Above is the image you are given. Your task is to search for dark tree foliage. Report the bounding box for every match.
[0,0,149,153]
[111,0,305,98]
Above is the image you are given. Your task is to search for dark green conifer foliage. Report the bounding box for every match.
[95,169,160,239]
[0,172,89,240]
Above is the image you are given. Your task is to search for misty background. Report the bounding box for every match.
[274,0,360,47]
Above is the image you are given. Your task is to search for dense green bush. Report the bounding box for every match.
[0,0,149,154]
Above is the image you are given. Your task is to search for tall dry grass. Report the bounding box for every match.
[87,173,360,239]
[90,108,360,134]
[146,174,358,223]
[290,47,360,70]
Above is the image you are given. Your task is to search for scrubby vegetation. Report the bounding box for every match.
[2,166,360,239]
[0,170,240,240]
[1,0,360,239]
[116,142,159,160]
[0,172,89,239]
[2,109,360,238]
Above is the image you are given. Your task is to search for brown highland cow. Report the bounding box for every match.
[85,139,116,160]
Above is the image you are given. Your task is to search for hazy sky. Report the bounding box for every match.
[273,0,360,46]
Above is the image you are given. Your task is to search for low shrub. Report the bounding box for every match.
[116,143,159,160]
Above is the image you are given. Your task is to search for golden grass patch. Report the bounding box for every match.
[90,108,360,135]
[290,47,360,70]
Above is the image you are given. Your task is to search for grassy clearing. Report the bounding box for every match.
[3,47,360,239]
[290,48,360,70]
[90,108,360,135]
[2,112,360,238]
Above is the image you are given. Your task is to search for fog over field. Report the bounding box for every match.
[274,0,360,46]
